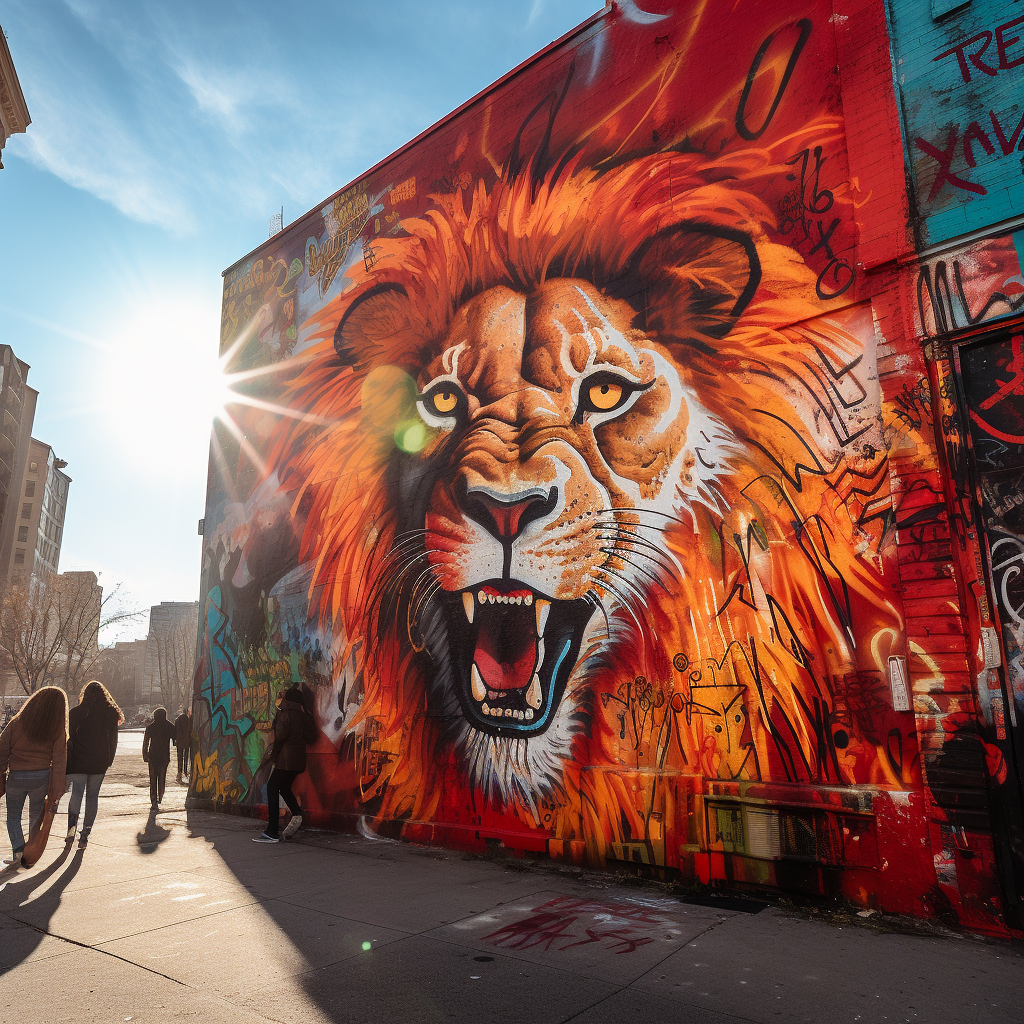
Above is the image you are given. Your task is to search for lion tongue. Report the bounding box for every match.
[473,614,536,692]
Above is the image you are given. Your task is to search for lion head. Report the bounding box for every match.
[270,148,902,832]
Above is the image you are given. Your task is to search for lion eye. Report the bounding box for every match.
[419,382,467,422]
[576,373,652,421]
[432,390,459,414]
[588,382,623,410]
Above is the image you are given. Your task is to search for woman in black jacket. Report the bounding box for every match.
[65,680,123,848]
[253,686,316,844]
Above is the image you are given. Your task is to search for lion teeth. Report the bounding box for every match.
[463,592,474,624]
[481,702,490,715]
[526,674,542,709]
[524,593,533,606]
[471,663,487,702]
[525,708,534,720]
[536,638,545,667]
[535,599,550,637]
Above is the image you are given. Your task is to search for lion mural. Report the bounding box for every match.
[259,140,911,855]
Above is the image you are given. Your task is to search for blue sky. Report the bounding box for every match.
[0,0,601,640]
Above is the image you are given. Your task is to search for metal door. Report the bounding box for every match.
[957,332,1024,920]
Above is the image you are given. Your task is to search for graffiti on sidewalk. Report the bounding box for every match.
[480,896,681,955]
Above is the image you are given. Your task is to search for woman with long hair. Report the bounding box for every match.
[253,686,316,844]
[65,680,123,849]
[0,686,68,867]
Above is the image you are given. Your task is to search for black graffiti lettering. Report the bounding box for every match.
[808,217,839,260]
[917,258,1024,337]
[779,147,855,301]
[816,259,855,300]
[736,19,812,141]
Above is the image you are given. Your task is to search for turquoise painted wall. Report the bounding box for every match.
[891,0,1024,244]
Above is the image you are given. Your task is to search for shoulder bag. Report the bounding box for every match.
[21,795,56,867]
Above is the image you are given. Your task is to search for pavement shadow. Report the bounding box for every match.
[0,839,86,971]
[136,807,171,852]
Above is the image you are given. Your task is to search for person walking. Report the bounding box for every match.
[0,686,68,868]
[65,680,122,849]
[173,707,192,783]
[253,686,316,843]
[141,708,177,807]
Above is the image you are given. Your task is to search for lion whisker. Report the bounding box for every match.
[595,528,681,580]
[592,569,647,641]
[592,507,689,528]
[598,547,671,594]
[583,591,612,640]
[599,564,656,620]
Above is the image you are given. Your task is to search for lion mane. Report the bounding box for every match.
[267,143,906,856]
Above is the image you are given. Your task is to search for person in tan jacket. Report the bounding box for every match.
[0,686,68,866]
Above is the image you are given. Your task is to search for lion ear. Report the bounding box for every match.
[334,282,415,368]
[620,223,761,350]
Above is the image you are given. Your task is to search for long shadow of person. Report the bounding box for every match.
[0,839,87,972]
[136,807,170,853]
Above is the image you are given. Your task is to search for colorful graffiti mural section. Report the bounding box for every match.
[189,0,1019,931]
[890,1,1024,244]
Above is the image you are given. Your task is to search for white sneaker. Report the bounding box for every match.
[282,815,303,839]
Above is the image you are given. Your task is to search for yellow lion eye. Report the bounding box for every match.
[432,390,459,414]
[588,382,623,411]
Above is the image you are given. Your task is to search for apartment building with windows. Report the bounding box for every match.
[11,438,70,578]
[0,348,37,579]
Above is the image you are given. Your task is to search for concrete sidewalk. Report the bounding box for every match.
[0,779,1021,1024]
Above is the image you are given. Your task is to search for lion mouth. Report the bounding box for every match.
[446,581,592,736]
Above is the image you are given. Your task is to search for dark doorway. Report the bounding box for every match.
[957,331,1024,921]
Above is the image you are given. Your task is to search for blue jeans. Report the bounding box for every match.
[5,769,50,857]
[67,773,105,838]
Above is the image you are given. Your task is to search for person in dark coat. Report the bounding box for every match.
[142,707,177,807]
[173,708,192,783]
[65,680,123,848]
[253,687,316,843]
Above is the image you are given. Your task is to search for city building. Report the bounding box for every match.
[0,347,37,580]
[10,438,70,578]
[53,568,102,669]
[93,638,147,712]
[0,23,30,170]
[193,1,1024,935]
[141,601,199,711]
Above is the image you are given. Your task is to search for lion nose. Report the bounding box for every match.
[457,484,557,542]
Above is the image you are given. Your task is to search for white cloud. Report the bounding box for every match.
[3,0,386,234]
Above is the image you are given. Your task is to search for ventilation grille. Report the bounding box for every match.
[745,809,781,859]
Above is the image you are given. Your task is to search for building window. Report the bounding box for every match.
[17,526,27,542]
[24,481,34,497]
[14,550,24,565]
[21,502,30,519]
[28,462,36,472]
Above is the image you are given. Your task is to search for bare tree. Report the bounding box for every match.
[0,572,141,695]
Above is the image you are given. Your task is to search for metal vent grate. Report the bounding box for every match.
[781,812,819,860]
[745,809,781,859]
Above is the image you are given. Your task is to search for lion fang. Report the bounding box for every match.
[526,675,542,709]
[471,663,487,702]
[535,599,550,636]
